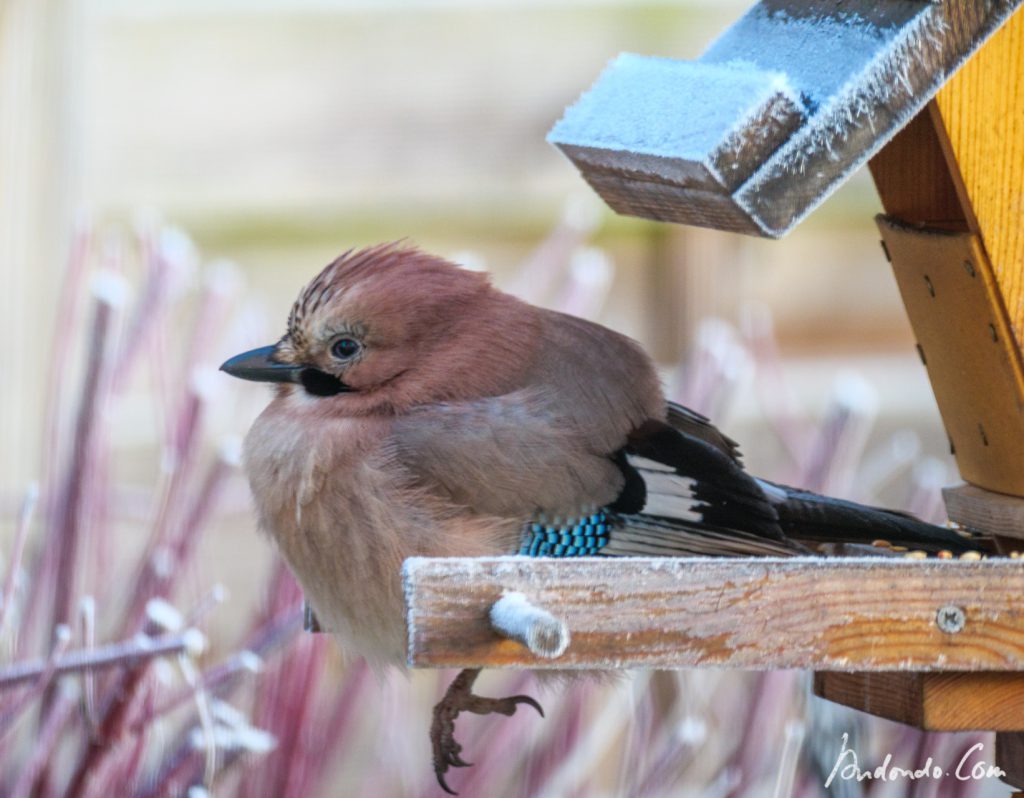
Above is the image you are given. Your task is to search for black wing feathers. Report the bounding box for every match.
[619,419,786,542]
[600,408,983,557]
[770,483,977,553]
[665,401,742,464]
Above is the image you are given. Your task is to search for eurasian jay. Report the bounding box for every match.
[221,242,977,793]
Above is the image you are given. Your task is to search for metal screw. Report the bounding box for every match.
[924,275,935,297]
[989,323,998,342]
[964,260,976,277]
[936,604,966,634]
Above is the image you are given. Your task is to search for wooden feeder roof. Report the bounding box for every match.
[548,0,1023,237]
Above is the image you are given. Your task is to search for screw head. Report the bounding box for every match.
[964,260,976,277]
[936,604,966,634]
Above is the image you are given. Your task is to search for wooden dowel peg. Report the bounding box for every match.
[489,592,569,659]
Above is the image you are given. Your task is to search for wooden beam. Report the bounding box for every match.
[944,483,1024,542]
[815,16,1024,748]
[404,557,1024,670]
[814,672,1024,731]
[876,218,1024,495]
[549,58,805,236]
[869,12,1024,498]
[867,106,967,230]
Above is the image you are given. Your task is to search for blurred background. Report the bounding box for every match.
[2,0,939,493]
[0,0,1007,796]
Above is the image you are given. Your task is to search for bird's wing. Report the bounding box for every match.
[396,389,802,556]
[518,416,802,558]
[766,481,979,553]
[592,418,800,556]
[598,419,982,555]
[400,390,980,557]
[665,400,743,464]
[391,388,625,519]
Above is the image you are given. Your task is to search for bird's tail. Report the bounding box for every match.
[761,480,980,554]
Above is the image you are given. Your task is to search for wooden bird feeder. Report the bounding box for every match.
[400,1,1024,789]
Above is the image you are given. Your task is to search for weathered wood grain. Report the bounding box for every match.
[878,219,1024,496]
[945,483,1024,541]
[404,557,1024,670]
[813,672,1024,730]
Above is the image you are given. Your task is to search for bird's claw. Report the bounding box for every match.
[498,694,545,718]
[430,668,544,795]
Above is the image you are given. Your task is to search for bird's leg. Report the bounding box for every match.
[430,667,544,795]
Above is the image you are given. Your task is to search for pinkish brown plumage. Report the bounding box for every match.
[240,243,663,666]
[223,242,979,792]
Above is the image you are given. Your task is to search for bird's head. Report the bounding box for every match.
[221,242,538,414]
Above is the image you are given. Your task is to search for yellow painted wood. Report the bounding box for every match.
[934,9,1024,344]
[870,11,1024,496]
[879,220,1024,495]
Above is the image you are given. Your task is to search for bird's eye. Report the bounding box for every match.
[331,337,361,360]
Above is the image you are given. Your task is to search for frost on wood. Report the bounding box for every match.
[404,556,1024,670]
[548,55,804,235]
[549,56,803,208]
[548,0,1023,237]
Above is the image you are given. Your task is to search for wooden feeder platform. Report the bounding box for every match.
[405,557,1024,673]
[398,0,1024,791]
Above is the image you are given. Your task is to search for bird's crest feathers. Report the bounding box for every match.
[285,242,491,350]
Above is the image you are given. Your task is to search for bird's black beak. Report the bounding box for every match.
[220,345,354,396]
[219,345,304,384]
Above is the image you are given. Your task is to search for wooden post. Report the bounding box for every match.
[867,9,1024,497]
[818,11,1024,787]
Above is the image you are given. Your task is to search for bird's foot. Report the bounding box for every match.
[430,668,544,795]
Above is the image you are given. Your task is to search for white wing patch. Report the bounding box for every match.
[627,455,707,522]
[643,493,705,522]
[626,455,675,473]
